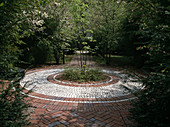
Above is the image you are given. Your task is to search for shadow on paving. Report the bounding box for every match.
[26,54,136,127]
[27,101,134,127]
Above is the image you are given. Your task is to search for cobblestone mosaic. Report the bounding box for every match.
[23,54,141,126]
[20,69,142,103]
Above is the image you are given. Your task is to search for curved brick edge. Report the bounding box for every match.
[22,87,135,103]
[47,74,119,87]
[26,95,133,112]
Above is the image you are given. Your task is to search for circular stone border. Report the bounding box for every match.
[47,73,119,87]
[22,87,136,103]
[20,68,143,103]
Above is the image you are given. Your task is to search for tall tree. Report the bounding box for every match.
[70,0,93,68]
[88,0,127,64]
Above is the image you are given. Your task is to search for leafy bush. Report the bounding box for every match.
[130,72,170,127]
[61,68,106,83]
[129,0,170,127]
[0,76,31,127]
[31,39,51,64]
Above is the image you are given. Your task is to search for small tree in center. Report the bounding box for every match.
[70,0,93,68]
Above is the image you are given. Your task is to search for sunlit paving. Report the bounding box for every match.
[0,0,169,127]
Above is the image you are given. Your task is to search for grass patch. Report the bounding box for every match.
[93,55,133,67]
[110,55,133,66]
[61,55,74,64]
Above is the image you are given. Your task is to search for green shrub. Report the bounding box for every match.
[31,39,51,65]
[130,72,170,127]
[0,77,31,127]
[61,68,106,83]
[129,1,170,126]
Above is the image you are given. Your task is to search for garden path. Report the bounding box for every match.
[25,54,138,127]
[68,53,100,67]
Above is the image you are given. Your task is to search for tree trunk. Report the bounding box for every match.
[53,48,60,65]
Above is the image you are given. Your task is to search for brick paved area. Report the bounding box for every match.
[24,54,139,127]
[27,97,133,127]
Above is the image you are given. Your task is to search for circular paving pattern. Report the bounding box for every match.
[47,73,119,87]
[20,69,143,103]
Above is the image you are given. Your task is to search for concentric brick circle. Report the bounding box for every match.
[47,73,119,87]
[20,69,143,103]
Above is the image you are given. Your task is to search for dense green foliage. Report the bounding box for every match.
[0,0,72,75]
[0,77,31,127]
[19,0,72,65]
[69,0,93,67]
[128,0,170,126]
[0,0,25,78]
[61,68,105,83]
[88,0,127,64]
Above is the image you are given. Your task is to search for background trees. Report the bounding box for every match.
[88,0,170,126]
[88,0,133,65]
[88,0,118,64]
[0,0,169,126]
[69,0,93,67]
[19,0,72,65]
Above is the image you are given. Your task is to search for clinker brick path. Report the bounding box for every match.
[25,54,137,127]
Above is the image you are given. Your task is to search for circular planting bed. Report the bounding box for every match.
[55,73,111,84]
[20,68,143,103]
[47,73,119,87]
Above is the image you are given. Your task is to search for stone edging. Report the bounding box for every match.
[47,73,119,87]
[20,68,142,103]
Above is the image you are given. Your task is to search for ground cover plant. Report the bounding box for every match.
[60,68,106,83]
